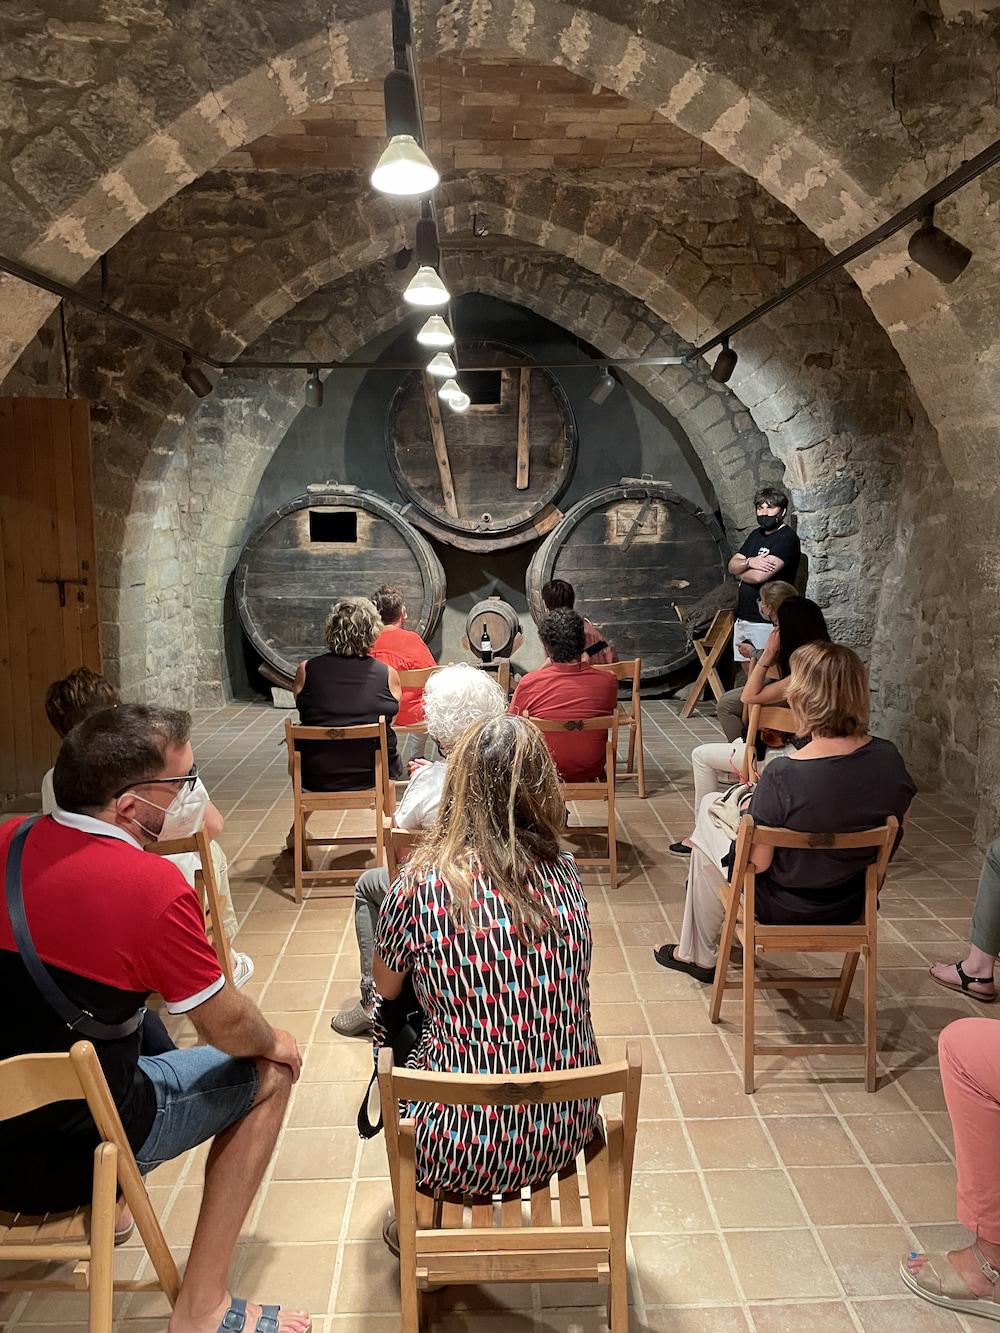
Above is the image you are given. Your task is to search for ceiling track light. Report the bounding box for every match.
[711,340,738,384]
[427,351,457,377]
[181,352,212,399]
[304,367,324,408]
[404,265,450,307]
[415,205,440,270]
[589,366,616,405]
[907,207,972,284]
[416,315,455,348]
[438,377,462,402]
[371,68,439,196]
[449,391,471,413]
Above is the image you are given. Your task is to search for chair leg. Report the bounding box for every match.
[864,941,878,1093]
[89,1144,117,1333]
[710,894,739,1024]
[635,711,646,800]
[626,719,636,778]
[680,660,709,719]
[608,1241,629,1333]
[293,807,304,905]
[742,927,756,1094]
[831,952,860,1019]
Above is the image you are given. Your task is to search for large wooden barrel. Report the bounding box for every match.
[386,340,577,552]
[465,597,521,660]
[235,486,446,685]
[526,479,727,686]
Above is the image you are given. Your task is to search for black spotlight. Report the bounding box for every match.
[383,67,420,139]
[181,352,213,399]
[711,340,738,384]
[304,368,324,409]
[415,201,440,269]
[907,209,972,284]
[589,367,616,405]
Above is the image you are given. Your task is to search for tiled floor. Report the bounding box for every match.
[2,699,991,1331]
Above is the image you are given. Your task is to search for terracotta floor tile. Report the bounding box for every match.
[765,1116,861,1167]
[817,1224,916,1296]
[233,1241,340,1315]
[687,1118,778,1170]
[256,1180,350,1243]
[631,1119,695,1170]
[643,1309,751,1332]
[704,1168,806,1228]
[851,1296,967,1331]
[876,1162,959,1223]
[749,1302,857,1333]
[272,1127,360,1180]
[725,1228,839,1300]
[789,1165,895,1225]
[671,1070,756,1117]
[844,1113,951,1165]
[628,1170,713,1233]
[631,1232,740,1304]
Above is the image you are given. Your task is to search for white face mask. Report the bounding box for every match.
[128,778,210,842]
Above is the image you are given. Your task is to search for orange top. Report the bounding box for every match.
[371,624,437,726]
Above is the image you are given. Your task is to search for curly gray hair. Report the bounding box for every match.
[323,596,381,657]
[422,663,508,751]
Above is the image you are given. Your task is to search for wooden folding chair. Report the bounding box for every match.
[395,666,441,739]
[739,703,797,783]
[378,1043,642,1333]
[0,1041,179,1331]
[525,714,619,890]
[710,813,898,1093]
[678,608,734,718]
[383,819,422,880]
[150,827,233,986]
[595,658,646,798]
[479,657,512,696]
[284,718,390,902]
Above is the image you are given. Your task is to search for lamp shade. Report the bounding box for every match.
[426,352,457,377]
[416,316,454,348]
[371,135,440,197]
[438,377,462,401]
[449,391,471,413]
[404,265,450,307]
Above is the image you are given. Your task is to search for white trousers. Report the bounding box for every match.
[677,792,732,970]
[691,741,747,811]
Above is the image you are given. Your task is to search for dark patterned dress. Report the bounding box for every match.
[373,851,600,1197]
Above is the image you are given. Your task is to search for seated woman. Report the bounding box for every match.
[670,596,830,858]
[715,580,798,742]
[656,641,916,983]
[330,663,507,1036]
[372,715,600,1199]
[293,596,402,793]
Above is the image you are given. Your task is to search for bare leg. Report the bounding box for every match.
[168,1060,309,1333]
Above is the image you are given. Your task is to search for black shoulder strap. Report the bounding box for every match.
[584,639,609,658]
[5,816,143,1042]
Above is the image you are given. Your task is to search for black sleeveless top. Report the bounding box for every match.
[296,653,400,791]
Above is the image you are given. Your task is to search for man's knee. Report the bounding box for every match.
[985,838,1000,878]
[253,1057,295,1108]
[356,866,390,903]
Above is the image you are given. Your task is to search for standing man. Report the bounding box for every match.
[727,487,801,673]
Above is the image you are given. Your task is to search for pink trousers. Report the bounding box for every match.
[940,1017,1000,1244]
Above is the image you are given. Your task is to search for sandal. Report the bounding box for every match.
[653,943,715,985]
[901,1246,1000,1321]
[929,961,997,1004]
[218,1297,312,1332]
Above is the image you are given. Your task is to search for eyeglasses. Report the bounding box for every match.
[114,765,198,800]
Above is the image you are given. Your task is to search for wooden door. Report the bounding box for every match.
[0,398,100,803]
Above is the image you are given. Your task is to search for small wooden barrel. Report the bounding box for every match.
[235,486,446,685]
[465,598,521,660]
[525,479,727,686]
[386,340,577,552]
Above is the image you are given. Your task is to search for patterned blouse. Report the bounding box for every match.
[373,851,600,1197]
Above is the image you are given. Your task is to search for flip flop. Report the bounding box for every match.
[653,943,715,985]
[900,1248,1000,1321]
[929,961,997,1004]
[218,1297,312,1332]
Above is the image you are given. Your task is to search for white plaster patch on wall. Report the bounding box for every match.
[465,0,493,46]
[659,66,705,122]
[508,0,535,51]
[102,170,148,225]
[847,246,911,294]
[267,55,314,116]
[434,0,464,46]
[144,132,199,188]
[611,34,647,94]
[36,213,101,262]
[327,22,354,87]
[707,94,752,148]
[559,12,592,64]
[193,90,249,149]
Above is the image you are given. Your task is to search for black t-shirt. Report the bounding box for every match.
[748,737,916,926]
[736,524,801,621]
[296,653,401,791]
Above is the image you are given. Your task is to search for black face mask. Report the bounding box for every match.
[758,513,783,533]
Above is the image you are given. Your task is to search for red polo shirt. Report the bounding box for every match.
[509,662,618,781]
[371,624,437,726]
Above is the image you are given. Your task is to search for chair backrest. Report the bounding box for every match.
[396,666,440,691]
[730,812,899,911]
[594,657,641,710]
[149,826,234,985]
[284,717,389,796]
[0,1051,86,1121]
[741,703,797,781]
[705,609,735,647]
[385,821,422,880]
[523,713,619,788]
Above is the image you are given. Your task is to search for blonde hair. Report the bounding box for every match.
[405,715,566,940]
[759,580,798,613]
[785,641,869,738]
[422,664,507,750]
[323,596,381,657]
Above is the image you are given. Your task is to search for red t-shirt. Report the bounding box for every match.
[582,617,618,667]
[509,662,619,781]
[371,624,437,726]
[0,814,224,1212]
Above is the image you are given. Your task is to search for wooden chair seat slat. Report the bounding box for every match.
[557,1166,583,1227]
[583,1125,610,1226]
[529,1181,553,1227]
[501,1193,523,1227]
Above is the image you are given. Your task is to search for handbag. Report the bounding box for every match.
[356,974,425,1140]
[707,783,754,839]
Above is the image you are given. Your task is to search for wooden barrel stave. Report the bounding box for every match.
[526,481,727,686]
[235,487,446,683]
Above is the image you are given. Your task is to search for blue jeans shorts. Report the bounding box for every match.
[134,1046,259,1173]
